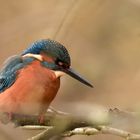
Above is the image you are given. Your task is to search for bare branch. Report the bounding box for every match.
[63,126,140,140]
[1,108,140,140]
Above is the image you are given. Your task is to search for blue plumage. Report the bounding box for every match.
[22,39,61,55]
[0,39,70,92]
[0,56,35,93]
[22,39,71,65]
[0,39,71,93]
[22,40,47,55]
[41,61,58,70]
[0,38,93,95]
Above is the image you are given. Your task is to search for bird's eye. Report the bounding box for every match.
[56,60,64,66]
[58,61,63,66]
[56,60,69,69]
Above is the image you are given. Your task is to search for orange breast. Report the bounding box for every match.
[0,60,60,115]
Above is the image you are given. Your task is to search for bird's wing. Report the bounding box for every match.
[0,55,35,93]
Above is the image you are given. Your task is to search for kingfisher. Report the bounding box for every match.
[0,39,93,122]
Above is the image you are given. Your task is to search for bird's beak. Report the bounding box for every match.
[62,68,93,88]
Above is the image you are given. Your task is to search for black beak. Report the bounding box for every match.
[62,68,93,88]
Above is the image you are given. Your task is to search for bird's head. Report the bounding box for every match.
[22,39,93,88]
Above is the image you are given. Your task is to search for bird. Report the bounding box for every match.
[0,39,93,123]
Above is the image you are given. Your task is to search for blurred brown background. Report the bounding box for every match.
[0,0,140,139]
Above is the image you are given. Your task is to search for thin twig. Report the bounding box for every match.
[63,126,140,140]
[20,125,52,130]
[27,127,55,140]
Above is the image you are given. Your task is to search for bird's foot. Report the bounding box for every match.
[7,112,14,121]
[38,114,45,124]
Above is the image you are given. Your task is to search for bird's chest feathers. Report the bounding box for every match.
[17,61,60,102]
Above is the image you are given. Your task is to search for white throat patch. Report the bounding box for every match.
[53,71,65,78]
